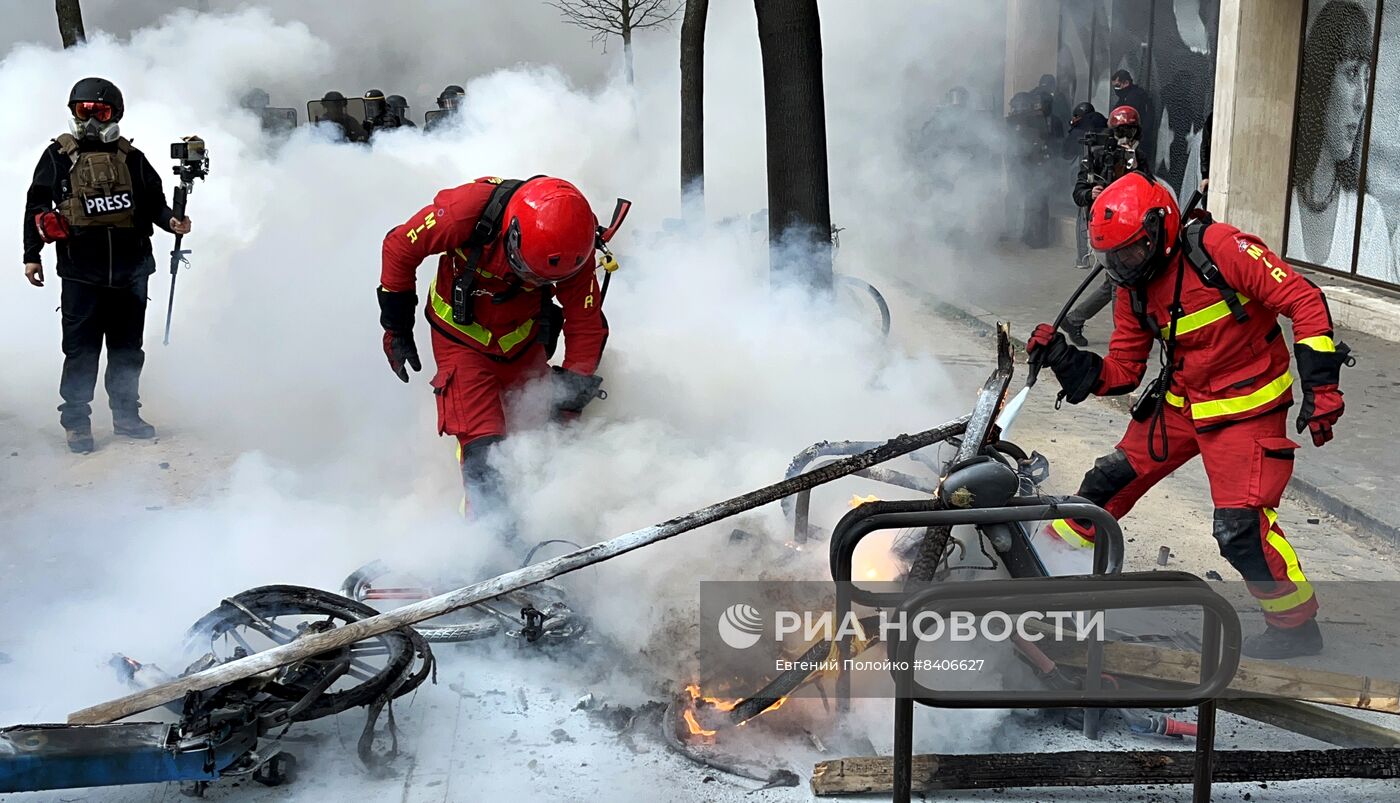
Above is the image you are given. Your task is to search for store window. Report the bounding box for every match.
[1286,0,1400,286]
[1056,0,1220,203]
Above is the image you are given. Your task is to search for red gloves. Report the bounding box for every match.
[382,331,421,383]
[1026,322,1103,405]
[1297,384,1344,447]
[1026,323,1060,358]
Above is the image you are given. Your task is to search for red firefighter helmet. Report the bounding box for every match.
[1089,172,1180,287]
[502,178,598,285]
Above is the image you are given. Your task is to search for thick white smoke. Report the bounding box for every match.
[0,0,1014,771]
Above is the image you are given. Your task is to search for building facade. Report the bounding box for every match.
[1011,0,1400,290]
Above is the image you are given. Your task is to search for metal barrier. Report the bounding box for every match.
[826,496,1126,735]
[886,572,1241,803]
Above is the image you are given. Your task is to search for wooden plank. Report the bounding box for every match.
[1219,698,1400,748]
[68,416,971,725]
[810,748,1400,795]
[1037,637,1400,714]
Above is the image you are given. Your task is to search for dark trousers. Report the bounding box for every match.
[1075,206,1091,267]
[1066,275,1114,327]
[58,277,148,427]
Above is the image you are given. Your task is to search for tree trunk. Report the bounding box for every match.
[621,0,636,88]
[622,34,636,89]
[680,0,709,223]
[754,0,832,289]
[55,0,86,48]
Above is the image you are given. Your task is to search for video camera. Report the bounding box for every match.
[1079,131,1134,185]
[170,136,210,184]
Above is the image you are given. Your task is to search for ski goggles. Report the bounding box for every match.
[73,101,115,122]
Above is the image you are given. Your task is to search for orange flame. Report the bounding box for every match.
[681,683,791,740]
[682,707,715,737]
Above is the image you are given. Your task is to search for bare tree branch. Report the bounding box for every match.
[546,0,679,39]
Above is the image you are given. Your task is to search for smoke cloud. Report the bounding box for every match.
[0,0,1016,770]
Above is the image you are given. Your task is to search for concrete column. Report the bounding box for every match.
[1210,0,1305,247]
[1004,0,1062,110]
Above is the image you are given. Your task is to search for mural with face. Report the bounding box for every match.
[1358,0,1400,284]
[1286,0,1394,279]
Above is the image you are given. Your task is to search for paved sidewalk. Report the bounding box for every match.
[894,236,1400,546]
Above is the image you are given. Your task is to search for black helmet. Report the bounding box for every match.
[241,87,271,110]
[386,94,409,112]
[69,77,124,122]
[68,77,124,142]
[322,90,346,102]
[363,88,385,101]
[437,84,465,108]
[1071,101,1095,120]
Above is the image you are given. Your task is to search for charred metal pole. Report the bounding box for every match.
[70,415,971,725]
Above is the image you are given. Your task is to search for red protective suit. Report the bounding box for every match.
[380,178,608,446]
[1049,222,1335,629]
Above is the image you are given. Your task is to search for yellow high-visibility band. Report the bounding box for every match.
[1296,335,1335,353]
[1165,390,1186,407]
[1190,371,1293,420]
[1161,294,1251,338]
[1257,507,1315,613]
[428,278,534,352]
[1051,518,1095,550]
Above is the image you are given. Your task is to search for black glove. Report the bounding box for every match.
[378,287,421,383]
[1027,323,1102,404]
[551,366,604,416]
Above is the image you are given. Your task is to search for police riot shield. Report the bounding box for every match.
[423,109,455,130]
[261,107,298,135]
[306,98,369,142]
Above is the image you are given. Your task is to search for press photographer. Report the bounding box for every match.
[1060,104,1150,346]
[22,77,193,454]
[1063,102,1107,268]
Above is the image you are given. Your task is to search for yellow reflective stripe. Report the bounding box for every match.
[1051,519,1095,549]
[428,278,535,352]
[428,279,491,346]
[1296,335,1335,353]
[497,318,535,352]
[1257,508,1315,612]
[1161,294,1251,338]
[1165,390,1185,407]
[1189,371,1293,420]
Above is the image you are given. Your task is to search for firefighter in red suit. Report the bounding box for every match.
[378,176,608,539]
[1027,172,1351,659]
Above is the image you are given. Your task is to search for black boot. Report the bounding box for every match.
[65,420,95,454]
[1060,319,1088,347]
[1242,618,1323,659]
[113,410,156,439]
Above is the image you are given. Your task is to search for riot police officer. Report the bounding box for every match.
[362,88,403,136]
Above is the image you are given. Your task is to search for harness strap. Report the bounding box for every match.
[1181,217,1248,323]
[450,178,532,326]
